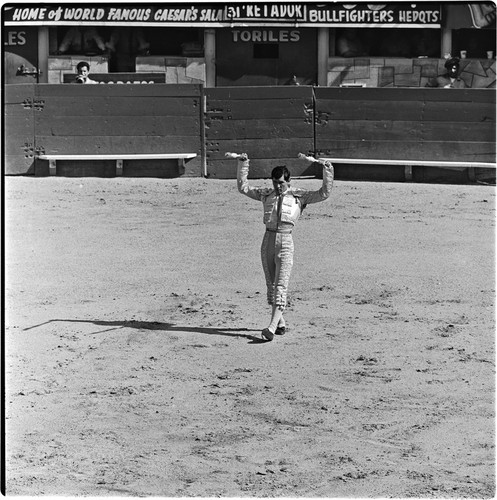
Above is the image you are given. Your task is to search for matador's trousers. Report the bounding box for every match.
[261,230,294,310]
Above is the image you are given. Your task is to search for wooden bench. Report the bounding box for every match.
[37,153,197,176]
[321,158,496,182]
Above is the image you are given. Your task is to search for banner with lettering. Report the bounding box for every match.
[4,3,441,27]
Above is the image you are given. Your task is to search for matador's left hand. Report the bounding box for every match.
[225,152,248,161]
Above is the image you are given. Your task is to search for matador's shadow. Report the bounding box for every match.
[23,319,267,344]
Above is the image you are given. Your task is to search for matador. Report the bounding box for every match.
[226,152,334,341]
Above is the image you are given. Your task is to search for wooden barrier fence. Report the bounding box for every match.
[4,84,495,181]
[5,84,37,175]
[5,83,203,177]
[314,87,495,182]
[204,86,317,178]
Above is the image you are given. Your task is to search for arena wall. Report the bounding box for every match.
[314,87,496,182]
[204,86,316,179]
[3,84,495,181]
[4,84,37,175]
[4,84,204,177]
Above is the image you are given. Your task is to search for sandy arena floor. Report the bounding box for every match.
[4,175,496,497]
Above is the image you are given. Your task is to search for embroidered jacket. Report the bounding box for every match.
[237,158,333,230]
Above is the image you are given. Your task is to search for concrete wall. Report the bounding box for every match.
[327,57,496,88]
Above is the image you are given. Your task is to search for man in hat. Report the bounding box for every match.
[426,57,468,88]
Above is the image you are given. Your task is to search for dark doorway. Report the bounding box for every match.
[216,28,317,86]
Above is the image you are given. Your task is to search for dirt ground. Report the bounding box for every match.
[4,174,495,498]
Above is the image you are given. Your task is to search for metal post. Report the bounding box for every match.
[317,28,329,87]
[441,28,452,57]
[37,26,49,83]
[204,29,216,88]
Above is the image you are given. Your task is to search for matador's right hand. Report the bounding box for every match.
[225,152,248,161]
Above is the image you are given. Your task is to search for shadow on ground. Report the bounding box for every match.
[23,319,268,344]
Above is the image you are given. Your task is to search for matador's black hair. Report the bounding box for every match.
[271,165,291,181]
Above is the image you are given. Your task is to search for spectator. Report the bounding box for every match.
[74,61,98,84]
[426,57,468,88]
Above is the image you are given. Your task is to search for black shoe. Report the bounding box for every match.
[275,326,286,336]
[261,328,274,341]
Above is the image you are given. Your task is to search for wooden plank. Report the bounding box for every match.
[316,100,424,121]
[320,158,495,168]
[39,154,197,160]
[37,135,201,156]
[420,88,496,104]
[4,84,36,103]
[4,101,39,116]
[419,121,495,142]
[34,115,200,137]
[317,119,495,143]
[4,85,35,175]
[315,140,495,163]
[318,120,423,141]
[206,98,313,120]
[314,87,496,104]
[422,101,495,122]
[317,99,493,123]
[205,86,314,100]
[205,119,313,140]
[4,117,35,153]
[205,138,314,161]
[35,83,202,98]
[36,96,200,117]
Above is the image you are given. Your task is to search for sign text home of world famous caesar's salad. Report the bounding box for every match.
[4,3,441,27]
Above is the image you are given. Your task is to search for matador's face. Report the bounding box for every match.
[272,175,290,195]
